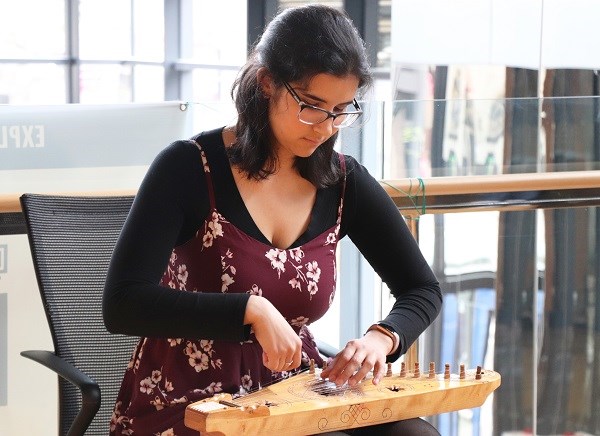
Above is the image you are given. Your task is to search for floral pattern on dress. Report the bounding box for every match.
[184,340,222,372]
[110,401,131,435]
[290,316,309,327]
[164,252,189,290]
[325,197,343,247]
[265,248,287,277]
[127,338,147,373]
[265,247,323,300]
[220,248,236,292]
[201,211,226,248]
[238,370,253,395]
[247,284,262,296]
[192,381,223,397]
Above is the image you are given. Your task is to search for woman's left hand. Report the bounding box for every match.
[319,330,393,387]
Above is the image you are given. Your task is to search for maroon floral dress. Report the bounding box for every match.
[110,143,346,435]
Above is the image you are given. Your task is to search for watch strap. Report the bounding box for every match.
[366,323,399,356]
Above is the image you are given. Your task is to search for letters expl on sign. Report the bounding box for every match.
[0,125,45,149]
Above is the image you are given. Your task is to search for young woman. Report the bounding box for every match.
[103,5,442,435]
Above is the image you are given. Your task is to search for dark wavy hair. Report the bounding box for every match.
[229,4,373,188]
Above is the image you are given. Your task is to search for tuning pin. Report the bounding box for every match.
[459,364,465,380]
[413,362,420,378]
[428,362,435,378]
[444,363,450,380]
[476,366,482,380]
[400,362,406,377]
[309,359,315,374]
[386,362,392,377]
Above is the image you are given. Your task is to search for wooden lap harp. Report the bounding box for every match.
[185,361,501,435]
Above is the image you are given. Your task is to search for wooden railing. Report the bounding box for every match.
[3,170,600,215]
[381,170,600,217]
[0,189,137,213]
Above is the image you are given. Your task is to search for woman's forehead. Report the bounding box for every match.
[293,73,359,103]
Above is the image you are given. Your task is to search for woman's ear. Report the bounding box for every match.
[257,67,274,99]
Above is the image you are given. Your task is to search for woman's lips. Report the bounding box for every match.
[304,137,323,146]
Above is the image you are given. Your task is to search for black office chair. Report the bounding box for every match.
[20,194,139,436]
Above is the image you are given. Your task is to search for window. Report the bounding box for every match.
[0,0,67,104]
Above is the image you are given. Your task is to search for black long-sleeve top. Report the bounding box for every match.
[103,127,442,360]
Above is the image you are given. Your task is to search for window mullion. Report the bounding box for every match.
[66,0,80,103]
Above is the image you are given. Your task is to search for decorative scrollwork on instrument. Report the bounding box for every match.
[341,404,371,424]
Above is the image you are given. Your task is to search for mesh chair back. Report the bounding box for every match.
[21,194,139,436]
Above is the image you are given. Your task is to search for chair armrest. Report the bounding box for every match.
[21,350,101,436]
[315,339,339,359]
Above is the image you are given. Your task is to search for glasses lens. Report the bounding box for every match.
[298,104,362,128]
[333,113,360,128]
[298,106,329,125]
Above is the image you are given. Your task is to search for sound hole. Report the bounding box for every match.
[387,385,405,392]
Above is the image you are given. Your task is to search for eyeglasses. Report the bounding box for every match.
[283,81,362,128]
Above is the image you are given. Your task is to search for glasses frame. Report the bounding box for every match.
[282,81,362,128]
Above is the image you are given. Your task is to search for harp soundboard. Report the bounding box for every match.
[185,362,501,435]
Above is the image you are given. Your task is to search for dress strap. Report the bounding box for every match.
[336,153,347,225]
[192,139,217,210]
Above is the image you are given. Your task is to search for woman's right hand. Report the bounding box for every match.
[244,295,302,372]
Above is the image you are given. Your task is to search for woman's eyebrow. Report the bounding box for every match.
[298,89,354,107]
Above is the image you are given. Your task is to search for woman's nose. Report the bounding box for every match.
[312,117,336,137]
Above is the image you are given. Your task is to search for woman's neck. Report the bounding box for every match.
[223,124,298,177]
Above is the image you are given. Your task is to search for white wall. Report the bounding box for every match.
[392,0,600,70]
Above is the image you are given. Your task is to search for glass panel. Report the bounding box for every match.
[443,212,499,276]
[133,65,164,102]
[133,0,164,59]
[535,206,596,435]
[79,64,132,103]
[79,0,132,59]
[403,205,600,435]
[0,0,65,57]
[191,1,247,65]
[389,96,600,179]
[0,64,66,104]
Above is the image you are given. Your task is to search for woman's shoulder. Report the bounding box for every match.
[339,152,359,169]
[338,152,368,181]
[153,127,224,166]
[158,137,200,159]
[337,153,385,194]
[190,127,225,150]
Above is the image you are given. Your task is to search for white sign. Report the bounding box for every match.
[0,102,192,170]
